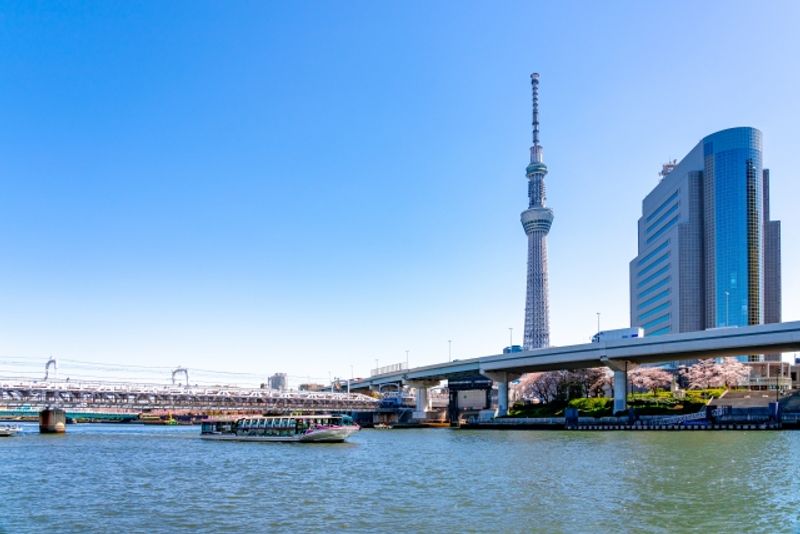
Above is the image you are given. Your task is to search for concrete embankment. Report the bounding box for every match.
[460,416,788,431]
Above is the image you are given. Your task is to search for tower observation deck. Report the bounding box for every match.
[521,73,553,349]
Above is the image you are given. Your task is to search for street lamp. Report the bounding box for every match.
[596,312,601,335]
[509,327,513,349]
[405,350,409,370]
[448,340,452,362]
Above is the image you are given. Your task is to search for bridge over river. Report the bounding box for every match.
[0,381,378,417]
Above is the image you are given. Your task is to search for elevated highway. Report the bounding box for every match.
[352,321,800,415]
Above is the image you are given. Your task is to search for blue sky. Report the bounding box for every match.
[1,1,798,385]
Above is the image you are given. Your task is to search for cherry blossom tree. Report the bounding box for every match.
[680,359,724,389]
[680,358,752,390]
[719,357,751,388]
[514,372,562,403]
[629,367,673,395]
[512,368,612,403]
[566,368,611,398]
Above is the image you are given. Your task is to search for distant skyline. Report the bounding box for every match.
[1,2,799,385]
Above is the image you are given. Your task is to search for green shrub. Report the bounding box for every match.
[507,391,714,419]
[507,400,568,418]
[568,397,612,417]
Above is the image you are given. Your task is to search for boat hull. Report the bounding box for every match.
[200,426,359,443]
[0,425,21,437]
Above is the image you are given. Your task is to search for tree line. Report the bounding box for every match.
[511,358,751,404]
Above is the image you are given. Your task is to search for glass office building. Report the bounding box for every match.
[629,127,781,360]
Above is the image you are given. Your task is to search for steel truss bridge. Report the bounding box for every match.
[0,381,379,413]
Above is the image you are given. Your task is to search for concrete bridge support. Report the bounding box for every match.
[406,380,440,420]
[602,358,637,415]
[481,371,521,417]
[39,407,66,434]
[613,369,627,414]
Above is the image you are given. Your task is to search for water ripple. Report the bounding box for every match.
[1,424,799,532]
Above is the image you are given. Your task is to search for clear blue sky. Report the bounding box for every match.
[1,1,798,384]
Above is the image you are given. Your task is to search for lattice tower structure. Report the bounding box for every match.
[520,72,553,349]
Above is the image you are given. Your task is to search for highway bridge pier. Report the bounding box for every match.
[480,371,520,417]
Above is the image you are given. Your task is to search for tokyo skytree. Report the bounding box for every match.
[521,73,553,350]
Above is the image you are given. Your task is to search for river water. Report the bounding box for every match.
[2,423,799,533]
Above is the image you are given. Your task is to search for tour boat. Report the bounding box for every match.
[0,424,22,437]
[200,414,359,443]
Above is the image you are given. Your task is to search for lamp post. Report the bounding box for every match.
[509,327,513,349]
[448,340,452,362]
[405,350,409,370]
[596,312,601,335]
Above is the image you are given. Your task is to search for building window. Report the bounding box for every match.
[638,252,670,277]
[638,301,671,321]
[646,215,679,244]
[637,239,670,266]
[648,326,671,336]
[638,276,670,298]
[646,190,679,223]
[642,313,670,330]
[646,202,680,234]
[637,265,670,288]
[637,289,671,310]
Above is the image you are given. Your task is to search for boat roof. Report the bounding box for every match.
[205,414,344,423]
[241,414,340,419]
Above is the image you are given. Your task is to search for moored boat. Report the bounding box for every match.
[0,424,22,437]
[200,414,359,443]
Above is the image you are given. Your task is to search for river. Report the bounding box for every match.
[2,423,799,532]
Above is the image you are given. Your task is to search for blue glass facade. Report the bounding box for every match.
[703,128,763,328]
[630,127,779,346]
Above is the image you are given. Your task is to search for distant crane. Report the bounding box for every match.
[171,366,189,387]
[44,357,57,381]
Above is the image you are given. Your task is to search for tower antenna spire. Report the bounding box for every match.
[530,73,543,164]
[531,72,540,146]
